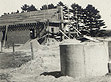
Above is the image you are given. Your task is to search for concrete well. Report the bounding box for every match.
[60,42,108,78]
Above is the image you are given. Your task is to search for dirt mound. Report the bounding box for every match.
[10,54,44,73]
[9,42,61,81]
[10,54,44,81]
[18,39,41,51]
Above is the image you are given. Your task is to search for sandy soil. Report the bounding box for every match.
[0,40,111,82]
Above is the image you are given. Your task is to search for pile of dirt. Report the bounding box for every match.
[11,54,44,72]
[18,39,41,51]
[10,55,44,81]
[9,42,61,81]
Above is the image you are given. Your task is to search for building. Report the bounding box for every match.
[0,7,68,46]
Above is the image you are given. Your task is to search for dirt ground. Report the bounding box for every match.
[0,40,111,82]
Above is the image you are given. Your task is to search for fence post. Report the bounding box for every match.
[30,42,34,60]
[0,41,2,52]
[12,42,15,53]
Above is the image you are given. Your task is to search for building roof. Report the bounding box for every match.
[0,8,61,27]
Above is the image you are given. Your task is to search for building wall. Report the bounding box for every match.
[6,30,30,46]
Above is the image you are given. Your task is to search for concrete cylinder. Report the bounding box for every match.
[60,42,108,78]
[60,44,85,78]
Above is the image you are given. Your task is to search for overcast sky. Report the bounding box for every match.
[0,0,111,29]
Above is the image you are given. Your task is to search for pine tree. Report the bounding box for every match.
[21,4,37,12]
[71,3,106,36]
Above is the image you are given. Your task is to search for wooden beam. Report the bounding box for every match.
[3,25,8,47]
[59,30,70,39]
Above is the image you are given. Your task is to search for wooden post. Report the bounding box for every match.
[60,6,64,29]
[0,41,2,52]
[3,25,8,47]
[30,42,34,60]
[47,19,50,45]
[12,42,15,53]
[67,6,71,38]
[59,6,64,41]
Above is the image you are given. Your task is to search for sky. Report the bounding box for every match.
[0,0,111,29]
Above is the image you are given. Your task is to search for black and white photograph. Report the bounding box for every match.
[0,0,111,82]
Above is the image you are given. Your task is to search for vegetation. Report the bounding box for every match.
[71,3,106,36]
[21,4,37,12]
[40,4,56,10]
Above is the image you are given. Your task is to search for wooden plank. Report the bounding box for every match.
[59,30,70,39]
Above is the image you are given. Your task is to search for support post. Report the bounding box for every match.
[60,6,64,30]
[30,42,34,60]
[67,6,71,38]
[0,41,2,52]
[3,25,8,47]
[12,42,15,53]
[47,19,50,45]
[59,6,64,41]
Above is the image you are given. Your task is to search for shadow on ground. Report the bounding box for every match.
[40,71,63,78]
